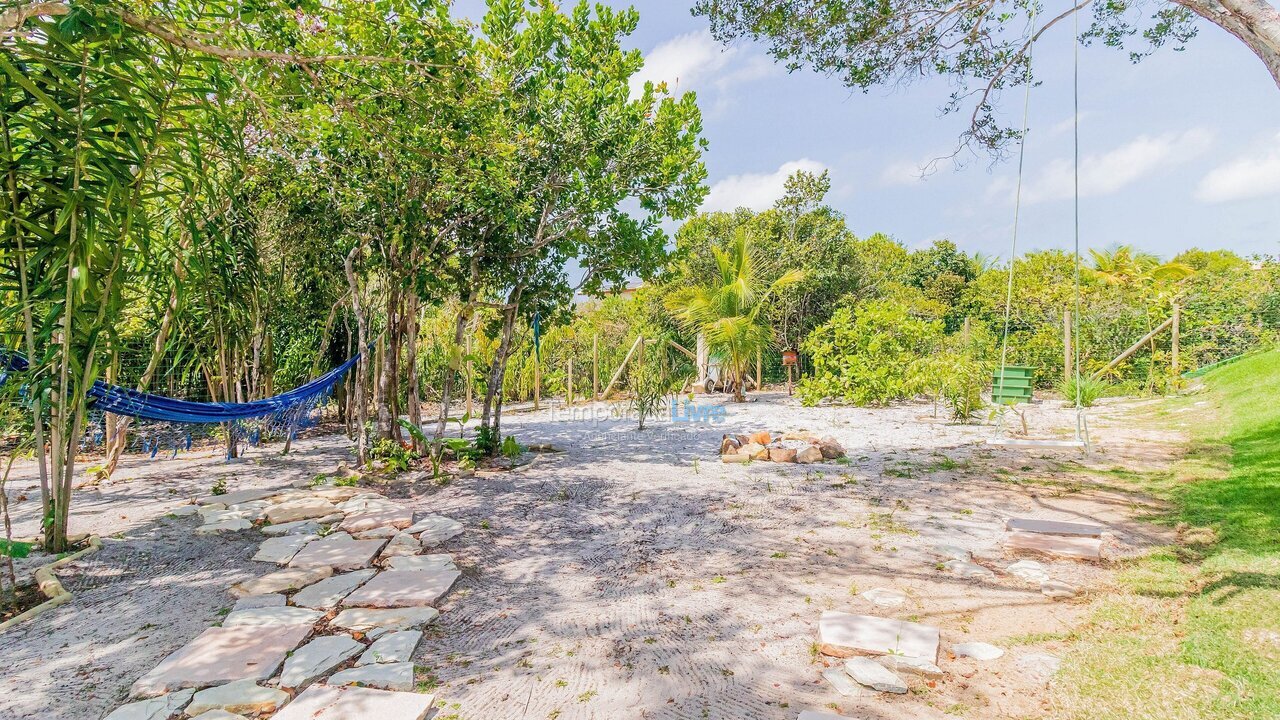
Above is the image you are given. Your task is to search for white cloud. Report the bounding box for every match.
[630,29,774,100]
[989,128,1213,204]
[703,159,829,212]
[1196,131,1280,203]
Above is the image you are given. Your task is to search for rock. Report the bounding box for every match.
[768,447,797,463]
[357,630,422,665]
[821,667,861,696]
[279,635,366,689]
[379,532,421,559]
[336,496,398,514]
[782,430,817,441]
[265,498,336,524]
[353,526,401,539]
[199,489,280,506]
[309,486,363,502]
[719,435,741,455]
[102,689,195,720]
[796,446,823,464]
[342,568,460,609]
[819,436,847,459]
[229,566,332,598]
[185,679,288,716]
[221,606,324,627]
[252,534,317,565]
[748,431,772,445]
[261,520,322,537]
[289,533,387,571]
[953,641,1004,660]
[385,554,456,572]
[943,559,996,580]
[188,711,247,720]
[270,685,434,720]
[195,519,252,534]
[1040,579,1079,599]
[932,544,972,561]
[720,454,749,464]
[331,607,440,639]
[231,594,285,612]
[738,443,767,460]
[818,611,939,661]
[292,569,378,610]
[199,509,254,524]
[341,507,414,533]
[316,512,345,525]
[129,625,312,698]
[410,515,464,547]
[844,657,908,694]
[1006,517,1104,537]
[1006,559,1051,583]
[170,506,200,518]
[875,654,943,678]
[798,713,848,720]
[227,499,271,513]
[328,661,415,691]
[1007,531,1103,560]
[860,587,907,608]
[1015,652,1062,682]
[199,503,227,512]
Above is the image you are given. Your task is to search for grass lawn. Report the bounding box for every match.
[1052,350,1280,720]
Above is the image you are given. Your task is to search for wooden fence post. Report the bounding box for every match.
[592,334,599,400]
[1171,302,1181,379]
[567,357,574,406]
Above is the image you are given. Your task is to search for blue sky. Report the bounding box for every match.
[452,1,1280,260]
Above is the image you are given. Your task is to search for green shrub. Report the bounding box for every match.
[1057,375,1109,407]
[500,435,526,459]
[369,438,416,472]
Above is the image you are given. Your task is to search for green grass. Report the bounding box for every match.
[1053,349,1280,720]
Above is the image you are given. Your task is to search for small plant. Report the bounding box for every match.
[1058,374,1109,407]
[500,435,526,459]
[370,437,417,473]
[334,475,358,487]
[628,345,675,430]
[475,425,499,456]
[210,478,228,496]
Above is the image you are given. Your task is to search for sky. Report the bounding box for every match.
[450,1,1280,261]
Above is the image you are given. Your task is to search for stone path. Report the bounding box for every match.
[103,477,466,720]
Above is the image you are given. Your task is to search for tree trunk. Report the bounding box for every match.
[405,293,424,454]
[480,285,523,452]
[435,257,479,440]
[1177,0,1280,87]
[344,245,370,465]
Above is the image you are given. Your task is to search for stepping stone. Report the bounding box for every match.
[129,624,312,697]
[953,641,1004,660]
[378,532,421,558]
[185,679,288,716]
[232,594,285,612]
[1006,517,1104,537]
[222,606,324,627]
[292,569,378,609]
[1041,579,1079,599]
[844,657,907,694]
[353,526,401,539]
[331,607,440,639]
[279,635,365,689]
[170,506,200,517]
[943,559,996,579]
[262,520,322,537]
[342,568,461,609]
[410,515,464,547]
[861,587,906,607]
[357,630,422,665]
[230,566,332,598]
[336,496,398,514]
[199,488,281,506]
[933,544,972,561]
[798,713,848,720]
[310,486,364,502]
[1007,559,1051,583]
[1016,652,1062,682]
[328,661,415,691]
[271,684,434,720]
[103,689,195,720]
[818,611,939,661]
[266,498,337,524]
[189,711,247,720]
[875,654,943,678]
[253,534,317,565]
[290,533,388,571]
[385,554,456,572]
[821,667,861,696]
[199,508,254,523]
[341,507,413,533]
[195,519,252,534]
[1007,531,1102,560]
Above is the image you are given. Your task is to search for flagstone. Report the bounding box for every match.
[102,689,195,720]
[1041,579,1079,599]
[185,679,287,716]
[943,559,996,579]
[1006,559,1051,583]
[199,488,281,506]
[336,496,398,514]
[356,630,421,665]
[1007,530,1102,560]
[253,534,317,565]
[229,566,332,598]
[409,515,463,547]
[844,657,907,694]
[353,526,400,539]
[342,568,460,609]
[262,520,322,537]
[266,497,337,524]
[818,611,940,661]
[292,569,378,610]
[341,507,414,533]
[310,486,364,502]
[279,635,366,689]
[328,661,415,691]
[231,594,285,612]
[932,544,972,561]
[385,554,456,572]
[378,533,421,559]
[821,667,861,696]
[199,508,252,523]
[875,654,944,678]
[195,519,252,535]
[189,711,247,720]
[1006,517,1104,537]
[860,587,906,607]
[330,607,440,639]
[170,505,201,517]
[270,684,435,720]
[129,624,312,698]
[290,533,387,571]
[222,606,324,627]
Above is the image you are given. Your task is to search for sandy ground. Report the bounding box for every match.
[0,392,1184,720]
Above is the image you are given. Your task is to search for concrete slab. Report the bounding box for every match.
[1006,517,1104,537]
[844,657,907,693]
[129,624,311,698]
[341,568,460,609]
[290,533,388,571]
[1006,530,1102,560]
[292,569,377,610]
[818,611,939,661]
[271,684,434,720]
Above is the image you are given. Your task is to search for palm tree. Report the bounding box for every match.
[1088,245,1194,288]
[666,231,804,402]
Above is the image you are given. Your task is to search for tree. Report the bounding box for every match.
[666,231,803,402]
[695,0,1279,153]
